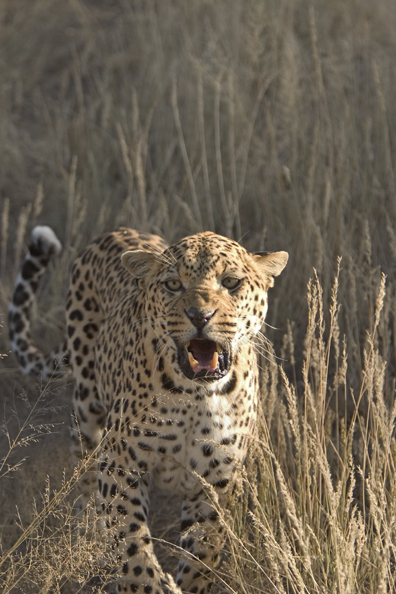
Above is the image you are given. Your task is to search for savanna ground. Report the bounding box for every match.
[1,0,396,592]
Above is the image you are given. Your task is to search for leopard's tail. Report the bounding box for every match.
[8,226,70,380]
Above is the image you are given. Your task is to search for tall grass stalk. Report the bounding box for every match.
[1,0,396,592]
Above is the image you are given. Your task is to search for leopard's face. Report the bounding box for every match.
[122,232,288,386]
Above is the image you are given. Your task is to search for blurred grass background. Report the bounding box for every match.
[1,0,396,592]
[1,0,396,371]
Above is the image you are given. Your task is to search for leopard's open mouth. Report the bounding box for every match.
[179,339,231,381]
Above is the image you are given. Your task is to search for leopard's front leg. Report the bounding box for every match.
[99,444,181,594]
[176,484,232,594]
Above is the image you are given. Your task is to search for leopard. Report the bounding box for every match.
[8,225,288,594]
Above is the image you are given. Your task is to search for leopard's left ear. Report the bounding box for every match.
[252,251,288,287]
[121,250,159,279]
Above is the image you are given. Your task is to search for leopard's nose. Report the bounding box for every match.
[185,307,216,330]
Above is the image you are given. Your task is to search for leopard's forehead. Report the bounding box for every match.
[164,232,250,273]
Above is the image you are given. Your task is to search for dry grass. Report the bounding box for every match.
[1,0,396,592]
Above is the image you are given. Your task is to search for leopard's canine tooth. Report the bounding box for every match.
[210,351,219,370]
[188,350,199,371]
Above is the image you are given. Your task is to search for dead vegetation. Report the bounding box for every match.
[1,0,396,592]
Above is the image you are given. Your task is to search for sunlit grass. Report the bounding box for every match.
[1,0,396,592]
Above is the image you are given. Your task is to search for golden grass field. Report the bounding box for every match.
[1,0,396,592]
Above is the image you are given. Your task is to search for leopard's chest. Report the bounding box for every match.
[99,320,258,493]
[114,388,256,495]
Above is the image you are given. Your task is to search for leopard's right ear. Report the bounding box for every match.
[121,250,159,279]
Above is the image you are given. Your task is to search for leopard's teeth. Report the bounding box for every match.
[188,350,199,371]
[210,351,219,370]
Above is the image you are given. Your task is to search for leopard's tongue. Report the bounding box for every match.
[186,340,219,373]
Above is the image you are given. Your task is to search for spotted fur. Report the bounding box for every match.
[9,226,288,594]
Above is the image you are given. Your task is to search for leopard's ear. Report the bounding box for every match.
[121,250,159,279]
[252,251,288,287]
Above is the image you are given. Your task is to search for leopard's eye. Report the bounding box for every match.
[164,279,182,292]
[222,277,242,290]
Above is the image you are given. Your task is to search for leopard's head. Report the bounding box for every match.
[122,232,288,385]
